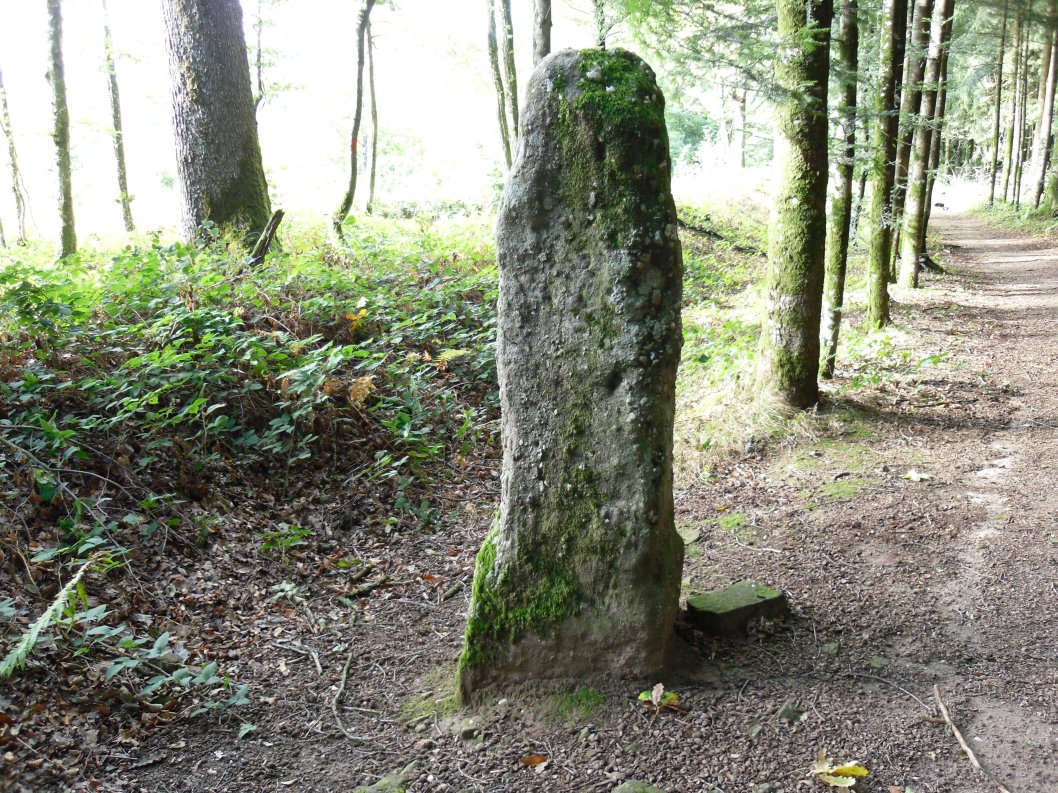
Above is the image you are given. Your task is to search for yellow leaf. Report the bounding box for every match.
[347,376,375,407]
[519,754,547,767]
[831,764,869,778]
[436,349,470,363]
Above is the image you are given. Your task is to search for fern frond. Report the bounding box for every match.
[0,555,100,680]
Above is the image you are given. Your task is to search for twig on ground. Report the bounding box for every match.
[347,575,390,598]
[348,563,375,585]
[440,579,464,602]
[933,685,1012,793]
[332,645,360,742]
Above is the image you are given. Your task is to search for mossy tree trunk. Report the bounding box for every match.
[101,0,134,233]
[332,0,376,238]
[867,0,909,328]
[48,0,76,258]
[899,0,954,288]
[487,0,512,168]
[459,49,684,700]
[989,0,1009,206]
[758,0,833,408]
[890,0,934,274]
[0,65,27,243]
[533,0,552,65]
[821,0,859,380]
[163,0,272,242]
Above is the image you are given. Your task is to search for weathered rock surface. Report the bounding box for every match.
[459,48,684,699]
[686,580,788,634]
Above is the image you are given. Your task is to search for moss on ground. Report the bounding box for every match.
[401,666,460,725]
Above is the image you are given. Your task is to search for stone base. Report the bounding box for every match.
[686,581,788,635]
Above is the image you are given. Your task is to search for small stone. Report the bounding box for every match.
[776,702,806,723]
[870,655,891,670]
[351,761,419,793]
[685,580,789,634]
[614,782,668,793]
[414,739,435,751]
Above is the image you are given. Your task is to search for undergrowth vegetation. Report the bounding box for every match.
[0,197,949,736]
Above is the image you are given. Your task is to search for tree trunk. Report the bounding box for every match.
[487,0,512,168]
[867,0,909,328]
[891,0,935,269]
[163,0,271,241]
[899,0,955,288]
[498,0,519,142]
[533,0,552,65]
[1002,4,1024,201]
[821,0,858,381]
[331,0,375,236]
[1014,7,1032,209]
[48,0,76,257]
[923,40,951,244]
[101,0,134,232]
[989,0,1010,205]
[850,122,870,240]
[366,20,379,215]
[0,65,27,243]
[253,0,264,108]
[1032,16,1058,207]
[594,0,608,48]
[758,0,833,409]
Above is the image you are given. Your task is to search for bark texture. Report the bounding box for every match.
[533,0,552,65]
[102,0,134,232]
[163,0,271,241]
[868,0,909,328]
[332,0,375,236]
[460,49,684,699]
[1031,18,1058,208]
[821,0,858,380]
[988,0,1009,205]
[498,0,519,139]
[48,0,76,257]
[759,0,833,407]
[1002,4,1024,201]
[0,65,26,243]
[899,0,954,288]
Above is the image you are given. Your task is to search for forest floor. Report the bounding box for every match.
[4,209,1058,793]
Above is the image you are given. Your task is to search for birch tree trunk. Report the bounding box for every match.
[332,0,375,237]
[48,0,76,257]
[487,0,512,168]
[758,0,833,409]
[533,0,552,65]
[0,65,27,243]
[101,0,134,232]
[821,0,859,380]
[989,0,1009,205]
[868,0,908,328]
[366,21,379,215]
[163,0,271,241]
[498,0,519,142]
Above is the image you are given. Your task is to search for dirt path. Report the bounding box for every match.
[83,213,1057,793]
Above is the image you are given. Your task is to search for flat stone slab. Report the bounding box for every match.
[686,580,788,635]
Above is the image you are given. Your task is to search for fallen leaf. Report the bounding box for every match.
[904,470,932,482]
[520,754,548,767]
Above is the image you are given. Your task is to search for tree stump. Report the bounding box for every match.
[459,49,684,700]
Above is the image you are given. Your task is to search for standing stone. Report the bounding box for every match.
[459,49,684,700]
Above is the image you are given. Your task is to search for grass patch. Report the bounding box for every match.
[402,666,460,725]
[549,686,607,722]
[819,477,867,502]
